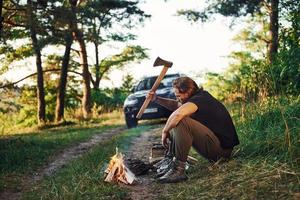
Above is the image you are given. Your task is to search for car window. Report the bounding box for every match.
[135,74,181,92]
[161,75,179,87]
[136,79,147,91]
[136,77,157,91]
[147,77,156,90]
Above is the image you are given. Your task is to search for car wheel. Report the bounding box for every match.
[125,113,138,129]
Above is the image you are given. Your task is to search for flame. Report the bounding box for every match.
[104,148,136,184]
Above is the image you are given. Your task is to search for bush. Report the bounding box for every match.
[91,88,128,113]
[235,95,300,162]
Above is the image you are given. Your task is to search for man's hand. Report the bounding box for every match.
[147,91,157,102]
[161,129,170,149]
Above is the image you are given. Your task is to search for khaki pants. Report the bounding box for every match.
[168,117,232,162]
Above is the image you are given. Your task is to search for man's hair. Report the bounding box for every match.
[172,77,203,96]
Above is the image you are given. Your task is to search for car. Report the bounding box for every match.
[123,73,185,128]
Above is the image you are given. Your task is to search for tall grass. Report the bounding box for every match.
[235,96,300,164]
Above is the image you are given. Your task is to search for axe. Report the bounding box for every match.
[136,57,173,119]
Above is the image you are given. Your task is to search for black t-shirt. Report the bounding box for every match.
[188,90,239,149]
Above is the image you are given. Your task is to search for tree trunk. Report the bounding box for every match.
[268,0,279,64]
[94,42,100,89]
[27,0,46,124]
[77,34,92,119]
[69,0,92,119]
[55,33,73,122]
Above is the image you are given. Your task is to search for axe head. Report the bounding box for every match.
[153,57,173,68]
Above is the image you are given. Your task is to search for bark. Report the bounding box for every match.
[55,33,73,122]
[77,33,92,119]
[94,42,100,89]
[268,0,279,64]
[0,0,3,35]
[27,0,46,124]
[69,0,92,119]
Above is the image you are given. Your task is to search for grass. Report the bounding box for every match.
[154,95,300,199]
[0,109,125,136]
[22,125,155,200]
[0,110,126,192]
[1,96,299,199]
[155,152,299,199]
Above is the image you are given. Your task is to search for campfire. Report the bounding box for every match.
[104,145,196,184]
[104,148,136,185]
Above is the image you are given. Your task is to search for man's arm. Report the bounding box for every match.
[147,91,180,111]
[155,96,180,111]
[161,102,198,148]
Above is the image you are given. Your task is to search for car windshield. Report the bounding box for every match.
[135,74,179,92]
[160,75,179,87]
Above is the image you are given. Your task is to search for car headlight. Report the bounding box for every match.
[124,96,138,106]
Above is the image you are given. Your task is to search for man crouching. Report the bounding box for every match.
[148,76,239,183]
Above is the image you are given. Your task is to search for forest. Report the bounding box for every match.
[0,0,299,199]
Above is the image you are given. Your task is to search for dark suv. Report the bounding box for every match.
[123,73,184,128]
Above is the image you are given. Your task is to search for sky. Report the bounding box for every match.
[102,0,243,88]
[1,0,243,88]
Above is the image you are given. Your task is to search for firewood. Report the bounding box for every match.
[125,158,153,176]
[104,148,137,184]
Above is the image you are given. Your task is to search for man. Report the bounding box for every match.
[148,76,239,183]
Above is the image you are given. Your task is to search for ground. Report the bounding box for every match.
[124,126,163,200]
[0,125,164,200]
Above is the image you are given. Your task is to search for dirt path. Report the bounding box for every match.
[0,126,126,200]
[124,126,163,200]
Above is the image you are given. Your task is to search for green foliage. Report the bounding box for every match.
[203,9,299,102]
[272,5,300,94]
[120,74,135,94]
[177,0,263,23]
[0,44,33,74]
[1,0,150,124]
[235,96,300,160]
[91,74,135,113]
[14,82,58,126]
[98,45,148,75]
[16,86,38,127]
[91,88,127,113]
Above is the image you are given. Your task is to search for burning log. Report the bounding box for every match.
[104,148,136,184]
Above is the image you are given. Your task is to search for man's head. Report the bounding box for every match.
[172,77,201,103]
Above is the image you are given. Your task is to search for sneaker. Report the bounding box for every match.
[153,156,173,170]
[154,159,175,179]
[158,160,188,183]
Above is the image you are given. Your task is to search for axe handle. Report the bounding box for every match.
[136,66,169,119]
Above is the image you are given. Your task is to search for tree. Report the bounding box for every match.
[93,45,148,88]
[26,0,46,124]
[81,0,150,89]
[68,0,92,119]
[178,0,280,64]
[1,0,150,123]
[120,74,135,94]
[1,0,75,124]
[55,33,73,122]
